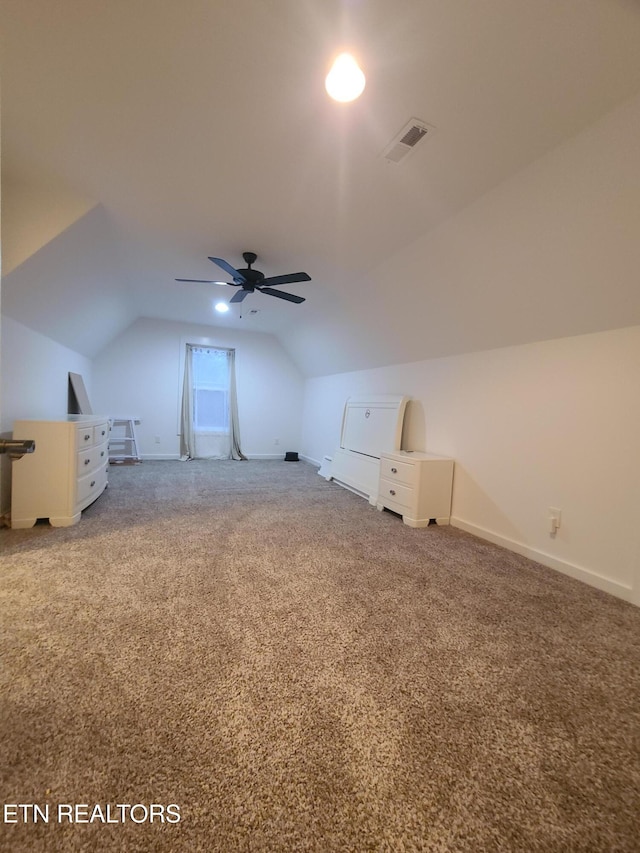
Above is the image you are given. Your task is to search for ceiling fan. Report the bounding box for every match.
[176,252,311,304]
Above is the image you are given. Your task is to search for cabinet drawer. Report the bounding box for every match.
[77,447,98,474]
[379,477,413,511]
[380,456,417,486]
[93,422,109,444]
[77,445,108,475]
[76,426,95,450]
[77,467,107,506]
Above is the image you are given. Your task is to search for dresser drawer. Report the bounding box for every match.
[379,456,417,486]
[76,425,96,450]
[77,466,108,506]
[76,444,108,476]
[378,477,413,511]
[93,422,110,445]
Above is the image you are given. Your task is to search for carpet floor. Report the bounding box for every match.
[1,459,639,852]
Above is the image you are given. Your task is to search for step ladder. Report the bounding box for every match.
[109,417,142,464]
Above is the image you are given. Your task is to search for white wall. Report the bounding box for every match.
[301,325,640,606]
[1,315,93,431]
[0,314,93,512]
[92,317,304,459]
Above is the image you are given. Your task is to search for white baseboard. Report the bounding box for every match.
[300,454,321,467]
[137,453,317,462]
[450,516,634,604]
[138,454,181,461]
[245,454,317,463]
[245,454,289,460]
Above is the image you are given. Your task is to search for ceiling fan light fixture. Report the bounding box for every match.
[181,252,310,306]
[325,53,365,102]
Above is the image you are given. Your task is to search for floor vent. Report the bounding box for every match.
[382,118,436,164]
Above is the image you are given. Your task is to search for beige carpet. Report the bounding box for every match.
[1,459,639,852]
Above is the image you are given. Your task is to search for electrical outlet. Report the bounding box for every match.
[154,435,161,444]
[274,438,280,446]
[548,507,561,534]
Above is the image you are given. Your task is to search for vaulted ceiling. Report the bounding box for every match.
[3,0,640,376]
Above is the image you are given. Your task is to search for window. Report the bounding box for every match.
[180,344,245,460]
[191,347,230,432]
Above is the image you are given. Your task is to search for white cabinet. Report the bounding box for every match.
[377,451,454,527]
[11,416,110,528]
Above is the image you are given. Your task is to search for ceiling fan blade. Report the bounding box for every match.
[209,257,247,283]
[176,278,227,284]
[230,289,251,303]
[260,272,311,287]
[259,287,305,304]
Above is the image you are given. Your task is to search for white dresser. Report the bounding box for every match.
[377,451,454,527]
[11,416,110,528]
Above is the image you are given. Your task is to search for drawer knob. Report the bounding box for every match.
[84,458,90,465]
[84,433,91,441]
[391,467,397,473]
[389,489,396,496]
[100,451,105,457]
[90,480,96,488]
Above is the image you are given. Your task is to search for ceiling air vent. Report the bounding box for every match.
[382,118,436,165]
